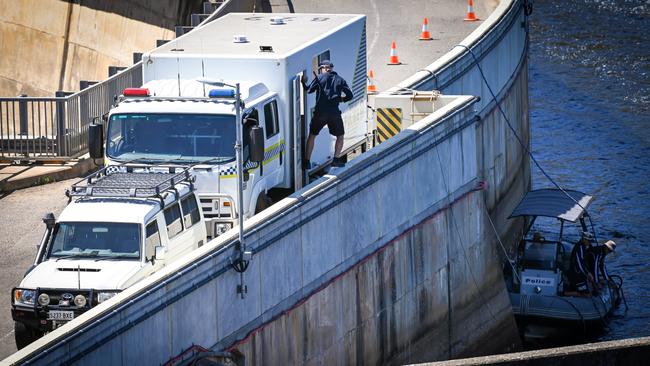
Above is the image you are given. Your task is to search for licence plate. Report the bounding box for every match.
[47,310,74,321]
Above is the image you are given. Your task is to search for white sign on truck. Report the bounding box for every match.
[89,13,369,238]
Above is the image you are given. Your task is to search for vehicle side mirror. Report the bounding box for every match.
[154,245,166,261]
[249,126,265,163]
[42,212,56,230]
[88,123,104,159]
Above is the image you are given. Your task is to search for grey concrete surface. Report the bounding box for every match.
[0,179,73,359]
[272,0,496,91]
[410,336,650,366]
[0,157,97,193]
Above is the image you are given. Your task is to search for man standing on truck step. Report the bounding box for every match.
[302,60,353,168]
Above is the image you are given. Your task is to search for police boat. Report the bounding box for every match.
[504,189,624,339]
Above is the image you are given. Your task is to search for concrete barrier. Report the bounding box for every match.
[398,0,531,238]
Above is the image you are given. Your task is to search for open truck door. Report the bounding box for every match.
[292,72,307,190]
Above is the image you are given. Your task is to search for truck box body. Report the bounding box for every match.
[142,13,368,161]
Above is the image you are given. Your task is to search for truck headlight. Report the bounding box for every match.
[14,289,36,306]
[97,292,118,304]
[215,223,232,236]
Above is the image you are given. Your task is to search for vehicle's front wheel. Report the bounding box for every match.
[14,321,41,350]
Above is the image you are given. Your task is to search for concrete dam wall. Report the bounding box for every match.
[0,0,203,97]
[4,0,531,365]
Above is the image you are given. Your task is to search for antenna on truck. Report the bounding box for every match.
[175,38,181,96]
[201,37,206,97]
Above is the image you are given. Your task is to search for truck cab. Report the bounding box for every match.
[11,167,206,349]
[99,80,278,238]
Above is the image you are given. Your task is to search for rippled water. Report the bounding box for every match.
[529,0,650,342]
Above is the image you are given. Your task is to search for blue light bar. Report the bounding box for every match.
[209,88,235,98]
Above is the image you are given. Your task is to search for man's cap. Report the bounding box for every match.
[604,240,616,252]
[319,60,334,68]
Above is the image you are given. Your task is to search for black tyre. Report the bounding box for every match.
[14,321,41,350]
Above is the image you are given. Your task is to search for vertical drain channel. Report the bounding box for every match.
[58,0,75,91]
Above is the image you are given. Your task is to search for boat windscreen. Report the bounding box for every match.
[521,242,557,271]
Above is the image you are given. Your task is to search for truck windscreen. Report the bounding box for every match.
[48,222,141,260]
[106,113,236,163]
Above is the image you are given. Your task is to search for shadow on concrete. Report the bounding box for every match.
[60,0,205,28]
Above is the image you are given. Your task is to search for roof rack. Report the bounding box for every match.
[66,165,195,206]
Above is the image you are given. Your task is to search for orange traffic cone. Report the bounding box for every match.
[419,18,432,40]
[464,0,479,21]
[388,41,401,65]
[367,70,377,94]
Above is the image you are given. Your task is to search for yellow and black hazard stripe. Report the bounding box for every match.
[376,108,402,143]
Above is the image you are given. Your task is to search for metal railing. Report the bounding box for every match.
[0,0,242,161]
[0,62,142,160]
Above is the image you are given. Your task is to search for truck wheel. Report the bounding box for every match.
[254,192,272,214]
[14,321,41,350]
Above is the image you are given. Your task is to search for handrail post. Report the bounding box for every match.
[18,94,28,136]
[55,91,69,156]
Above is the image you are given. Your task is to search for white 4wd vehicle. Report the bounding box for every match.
[11,166,206,349]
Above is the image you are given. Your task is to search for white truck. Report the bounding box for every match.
[11,167,207,349]
[88,13,369,238]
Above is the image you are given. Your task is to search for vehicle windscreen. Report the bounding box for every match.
[106,113,236,163]
[522,242,558,270]
[48,222,141,260]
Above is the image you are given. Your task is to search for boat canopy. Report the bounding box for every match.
[509,189,593,222]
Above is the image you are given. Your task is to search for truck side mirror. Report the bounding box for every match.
[154,245,166,261]
[88,124,104,159]
[249,126,265,163]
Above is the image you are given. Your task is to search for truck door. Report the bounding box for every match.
[261,99,282,185]
[292,72,306,190]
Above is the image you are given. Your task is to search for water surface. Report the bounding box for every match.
[529,0,650,343]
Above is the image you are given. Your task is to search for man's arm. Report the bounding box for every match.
[340,79,353,102]
[302,73,319,94]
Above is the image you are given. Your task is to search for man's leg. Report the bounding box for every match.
[329,113,345,167]
[305,134,316,161]
[334,135,344,158]
[305,114,326,169]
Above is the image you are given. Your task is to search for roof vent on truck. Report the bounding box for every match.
[269,17,285,25]
[233,35,249,43]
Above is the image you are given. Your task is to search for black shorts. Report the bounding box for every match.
[310,112,344,137]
